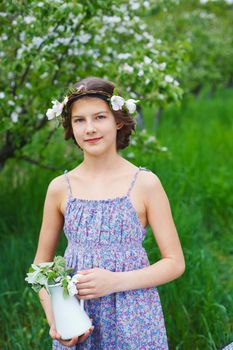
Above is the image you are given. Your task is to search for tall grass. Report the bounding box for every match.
[0,88,232,349]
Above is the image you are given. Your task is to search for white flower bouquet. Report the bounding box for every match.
[25,256,92,339]
[25,256,79,297]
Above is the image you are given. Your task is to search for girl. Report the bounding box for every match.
[33,76,185,349]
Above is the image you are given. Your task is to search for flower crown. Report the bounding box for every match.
[46,85,140,121]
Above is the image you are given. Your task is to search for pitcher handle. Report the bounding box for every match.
[80,299,84,310]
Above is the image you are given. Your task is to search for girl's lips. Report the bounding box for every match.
[85,137,103,143]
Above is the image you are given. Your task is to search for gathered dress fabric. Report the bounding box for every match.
[52,166,168,350]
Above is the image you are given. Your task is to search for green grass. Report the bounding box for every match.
[0,87,232,349]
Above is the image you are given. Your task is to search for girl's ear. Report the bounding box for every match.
[116,122,124,130]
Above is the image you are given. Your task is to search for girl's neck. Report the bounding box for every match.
[78,154,126,177]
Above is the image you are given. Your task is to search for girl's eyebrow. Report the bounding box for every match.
[72,110,108,119]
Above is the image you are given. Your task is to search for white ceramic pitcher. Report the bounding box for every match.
[48,283,92,340]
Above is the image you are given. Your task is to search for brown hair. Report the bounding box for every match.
[61,77,136,151]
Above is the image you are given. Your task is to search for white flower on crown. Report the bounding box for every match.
[46,95,68,120]
[125,99,139,113]
[46,86,140,121]
[110,96,125,111]
[110,95,139,114]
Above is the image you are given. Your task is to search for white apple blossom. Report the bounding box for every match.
[119,4,127,12]
[143,1,150,8]
[138,69,144,77]
[46,96,68,120]
[144,56,152,64]
[125,99,139,113]
[63,96,69,104]
[24,16,36,24]
[68,280,78,296]
[0,92,5,98]
[165,75,174,83]
[127,152,135,159]
[46,108,56,120]
[16,106,22,113]
[71,273,81,283]
[110,96,125,111]
[144,135,156,144]
[51,100,64,117]
[159,62,166,70]
[130,139,137,146]
[130,2,140,10]
[122,63,134,73]
[1,34,8,41]
[118,53,132,60]
[79,33,91,44]
[102,15,121,24]
[32,37,43,47]
[158,93,165,100]
[139,24,146,30]
[25,269,41,284]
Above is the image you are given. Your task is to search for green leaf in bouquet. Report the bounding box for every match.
[66,268,74,275]
[31,284,42,293]
[61,278,69,298]
[47,270,57,283]
[38,262,54,268]
[25,256,74,296]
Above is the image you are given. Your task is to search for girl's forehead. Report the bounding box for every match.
[71,97,111,115]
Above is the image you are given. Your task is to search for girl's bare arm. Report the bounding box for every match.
[114,171,186,292]
[33,177,64,325]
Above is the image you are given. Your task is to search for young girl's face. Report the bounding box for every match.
[71,97,120,155]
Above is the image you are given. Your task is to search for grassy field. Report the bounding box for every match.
[0,87,232,349]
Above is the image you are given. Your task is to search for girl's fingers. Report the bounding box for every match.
[60,336,79,346]
[78,326,94,344]
[59,326,94,346]
[49,325,61,340]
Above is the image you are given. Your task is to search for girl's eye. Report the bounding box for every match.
[96,115,106,119]
[73,115,106,123]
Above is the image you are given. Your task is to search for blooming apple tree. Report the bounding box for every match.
[0,0,187,167]
[150,0,233,95]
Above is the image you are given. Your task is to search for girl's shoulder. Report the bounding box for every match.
[138,167,163,195]
[46,172,67,198]
[139,167,160,182]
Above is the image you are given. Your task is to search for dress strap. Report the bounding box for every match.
[64,170,73,198]
[127,166,150,196]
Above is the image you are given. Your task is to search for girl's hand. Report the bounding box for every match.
[49,322,94,347]
[76,268,116,300]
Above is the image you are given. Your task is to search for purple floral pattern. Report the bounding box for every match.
[53,167,168,350]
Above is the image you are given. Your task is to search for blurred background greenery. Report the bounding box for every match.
[0,1,233,349]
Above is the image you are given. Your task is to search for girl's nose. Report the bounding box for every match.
[85,121,96,133]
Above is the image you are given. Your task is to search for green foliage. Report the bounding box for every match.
[0,0,187,166]
[148,0,233,95]
[25,256,74,295]
[0,87,232,349]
